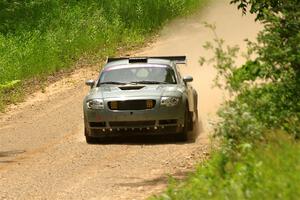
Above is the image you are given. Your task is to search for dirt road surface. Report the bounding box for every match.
[0,1,261,199]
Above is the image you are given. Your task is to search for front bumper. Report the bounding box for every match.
[84,99,185,137]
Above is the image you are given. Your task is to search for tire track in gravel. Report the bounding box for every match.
[0,1,261,199]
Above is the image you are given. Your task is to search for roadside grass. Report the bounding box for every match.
[0,81,25,111]
[151,132,300,200]
[0,0,209,112]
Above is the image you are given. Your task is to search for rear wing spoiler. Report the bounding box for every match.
[107,56,186,64]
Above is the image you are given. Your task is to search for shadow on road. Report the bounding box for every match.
[90,134,192,145]
[0,150,25,164]
[116,169,193,188]
[0,150,25,157]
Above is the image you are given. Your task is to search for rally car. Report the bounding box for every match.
[83,56,198,143]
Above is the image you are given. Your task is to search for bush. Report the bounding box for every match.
[151,132,300,200]
[200,0,300,141]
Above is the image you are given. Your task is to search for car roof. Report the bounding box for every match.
[104,58,174,69]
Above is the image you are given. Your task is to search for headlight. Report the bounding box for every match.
[160,97,180,107]
[86,99,104,109]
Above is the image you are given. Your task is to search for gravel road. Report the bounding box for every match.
[0,1,261,199]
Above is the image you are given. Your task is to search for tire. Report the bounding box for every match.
[180,106,190,141]
[187,110,194,132]
[85,128,97,144]
[86,135,97,144]
[189,116,199,143]
[180,106,198,142]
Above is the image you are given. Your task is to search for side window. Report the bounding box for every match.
[175,66,182,83]
[165,68,176,84]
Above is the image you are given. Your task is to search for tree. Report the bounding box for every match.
[230,0,300,79]
[202,0,300,140]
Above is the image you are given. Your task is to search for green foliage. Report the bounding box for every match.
[0,80,23,112]
[232,0,300,81]
[200,0,300,141]
[0,80,20,90]
[151,132,300,200]
[216,102,264,143]
[0,0,204,85]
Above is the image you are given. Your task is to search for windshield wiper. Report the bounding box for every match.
[130,81,168,84]
[100,81,127,85]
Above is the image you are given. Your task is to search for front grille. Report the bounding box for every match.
[108,100,156,110]
[89,122,106,128]
[159,119,178,125]
[109,121,155,127]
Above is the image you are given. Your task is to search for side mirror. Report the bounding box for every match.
[183,76,193,83]
[85,80,95,88]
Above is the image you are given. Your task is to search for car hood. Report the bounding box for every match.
[87,84,184,99]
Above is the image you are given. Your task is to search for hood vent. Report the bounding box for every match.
[119,85,145,90]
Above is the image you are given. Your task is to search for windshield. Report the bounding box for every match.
[98,65,177,86]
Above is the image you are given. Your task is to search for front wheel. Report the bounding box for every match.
[85,128,97,144]
[85,135,97,144]
[179,107,191,141]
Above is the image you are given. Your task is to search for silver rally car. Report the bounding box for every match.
[83,56,198,143]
